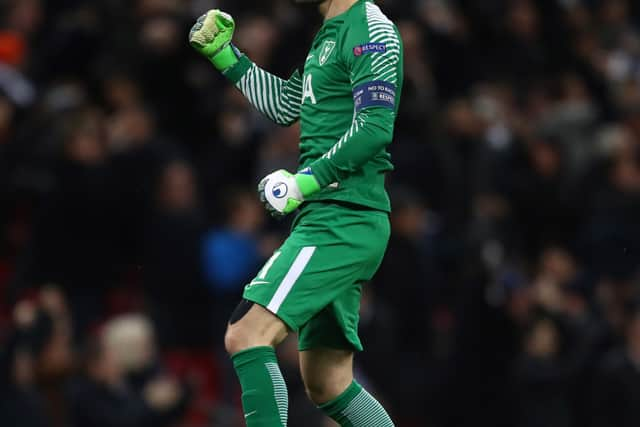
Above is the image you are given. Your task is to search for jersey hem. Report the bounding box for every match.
[303,196,390,213]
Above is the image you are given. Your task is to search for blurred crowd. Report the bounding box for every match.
[2,0,640,426]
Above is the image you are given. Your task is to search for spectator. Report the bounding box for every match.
[513,316,572,427]
[202,188,271,340]
[71,314,189,427]
[591,310,640,427]
[0,299,52,427]
[142,160,210,349]
[23,109,117,333]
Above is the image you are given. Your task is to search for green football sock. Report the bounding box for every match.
[319,381,394,427]
[231,346,288,426]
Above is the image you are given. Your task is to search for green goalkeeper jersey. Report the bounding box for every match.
[224,0,403,212]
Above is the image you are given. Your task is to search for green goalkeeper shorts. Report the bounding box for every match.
[243,201,390,352]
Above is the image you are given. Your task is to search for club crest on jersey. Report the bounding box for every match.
[319,40,336,66]
[353,42,387,57]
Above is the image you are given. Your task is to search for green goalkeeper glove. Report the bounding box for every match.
[189,9,239,71]
[258,168,321,217]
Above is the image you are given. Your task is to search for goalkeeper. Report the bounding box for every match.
[190,1,402,425]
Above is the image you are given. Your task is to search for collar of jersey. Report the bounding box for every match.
[322,0,368,26]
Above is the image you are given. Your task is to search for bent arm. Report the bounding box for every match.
[308,6,402,186]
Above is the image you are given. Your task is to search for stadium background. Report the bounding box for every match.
[2,0,640,426]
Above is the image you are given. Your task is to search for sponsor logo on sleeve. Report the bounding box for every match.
[353,42,387,57]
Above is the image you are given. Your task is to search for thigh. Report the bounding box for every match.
[299,347,354,404]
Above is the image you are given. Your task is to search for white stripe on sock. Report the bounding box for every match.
[265,362,288,426]
[342,389,395,426]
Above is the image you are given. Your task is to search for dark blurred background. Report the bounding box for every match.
[2,0,640,426]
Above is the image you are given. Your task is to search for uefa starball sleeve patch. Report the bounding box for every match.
[353,80,396,112]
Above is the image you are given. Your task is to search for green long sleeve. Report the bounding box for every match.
[224,55,303,126]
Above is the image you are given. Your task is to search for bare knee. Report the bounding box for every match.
[224,319,278,355]
[224,325,250,355]
[223,303,288,355]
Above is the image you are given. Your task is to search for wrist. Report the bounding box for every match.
[306,158,338,188]
[295,169,321,198]
[210,44,240,71]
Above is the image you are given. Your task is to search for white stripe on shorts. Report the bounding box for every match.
[267,246,316,313]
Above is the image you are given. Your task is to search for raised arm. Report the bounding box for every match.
[189,9,301,126]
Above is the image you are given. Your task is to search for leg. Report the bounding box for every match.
[300,348,395,426]
[230,203,391,426]
[225,302,289,426]
[300,347,354,404]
